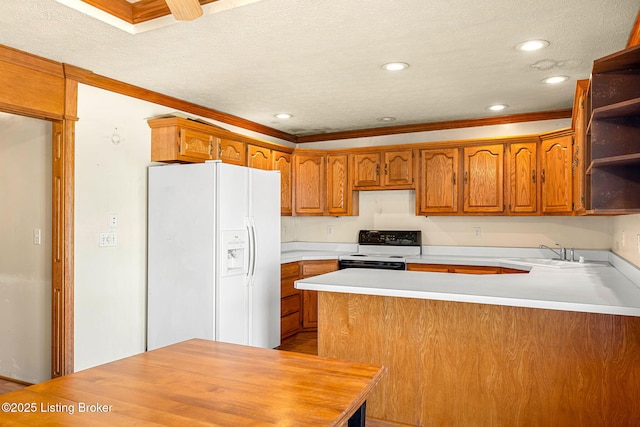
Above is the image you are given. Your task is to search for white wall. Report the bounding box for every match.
[0,113,51,383]
[74,85,292,371]
[612,214,640,267]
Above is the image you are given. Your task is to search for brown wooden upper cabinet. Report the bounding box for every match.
[417,148,459,214]
[508,142,538,214]
[218,137,246,166]
[293,152,326,215]
[273,151,292,216]
[292,152,357,216]
[572,80,589,214]
[149,117,216,163]
[540,132,573,213]
[352,149,414,190]
[462,144,504,213]
[326,154,358,216]
[247,144,271,170]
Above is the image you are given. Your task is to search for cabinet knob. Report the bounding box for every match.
[541,169,545,183]
[532,169,536,183]
[452,172,456,185]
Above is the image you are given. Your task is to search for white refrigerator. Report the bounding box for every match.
[147,161,281,351]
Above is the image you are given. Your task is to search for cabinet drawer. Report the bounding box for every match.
[452,266,501,274]
[281,262,300,279]
[281,312,301,338]
[301,260,338,277]
[407,263,451,273]
[281,276,298,298]
[281,294,301,317]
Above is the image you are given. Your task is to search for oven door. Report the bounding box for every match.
[338,259,406,270]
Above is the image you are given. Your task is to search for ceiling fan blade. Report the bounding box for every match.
[165,0,203,21]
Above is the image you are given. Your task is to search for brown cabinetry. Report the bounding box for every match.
[407,263,527,274]
[280,262,301,340]
[293,152,326,215]
[463,144,504,213]
[300,260,338,331]
[326,154,358,216]
[352,149,414,189]
[247,144,271,170]
[293,151,357,216]
[572,80,590,214]
[416,148,459,214]
[273,151,293,216]
[585,44,640,213]
[508,142,538,214]
[218,137,246,166]
[149,117,216,163]
[540,132,573,213]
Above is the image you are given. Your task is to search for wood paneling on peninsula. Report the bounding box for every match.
[318,292,640,426]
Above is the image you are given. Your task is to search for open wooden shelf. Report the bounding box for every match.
[592,97,640,119]
[585,44,640,214]
[589,153,640,169]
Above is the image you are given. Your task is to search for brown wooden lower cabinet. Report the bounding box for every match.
[280,260,338,339]
[407,263,527,274]
[319,292,640,426]
[280,262,301,340]
[300,260,338,331]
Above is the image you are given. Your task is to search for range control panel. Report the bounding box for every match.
[358,230,421,246]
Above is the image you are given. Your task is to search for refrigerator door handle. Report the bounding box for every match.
[247,218,258,285]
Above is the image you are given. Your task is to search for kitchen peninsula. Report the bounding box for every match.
[294,254,640,426]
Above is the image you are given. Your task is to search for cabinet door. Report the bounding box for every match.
[218,137,245,166]
[352,152,381,188]
[509,142,538,214]
[541,135,573,213]
[247,144,271,170]
[463,144,504,213]
[572,82,588,213]
[302,290,318,330]
[273,151,292,216]
[294,154,325,215]
[326,154,351,215]
[301,260,337,331]
[384,150,414,187]
[179,127,214,161]
[417,148,459,214]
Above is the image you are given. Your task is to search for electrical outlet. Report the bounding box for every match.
[327,226,333,236]
[473,227,481,238]
[109,213,118,228]
[637,234,640,255]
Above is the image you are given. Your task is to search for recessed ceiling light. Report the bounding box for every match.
[381,62,409,71]
[542,76,569,84]
[274,113,292,119]
[487,104,509,112]
[515,40,550,52]
[377,117,397,122]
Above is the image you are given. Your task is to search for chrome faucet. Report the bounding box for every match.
[539,243,567,261]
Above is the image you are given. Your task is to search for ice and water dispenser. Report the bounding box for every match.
[221,229,249,276]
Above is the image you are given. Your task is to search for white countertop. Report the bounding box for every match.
[292,250,640,317]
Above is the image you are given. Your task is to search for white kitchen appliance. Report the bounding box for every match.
[147,161,280,351]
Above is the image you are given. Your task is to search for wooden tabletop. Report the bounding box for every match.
[0,339,386,426]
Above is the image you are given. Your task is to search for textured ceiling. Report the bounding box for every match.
[0,0,637,137]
